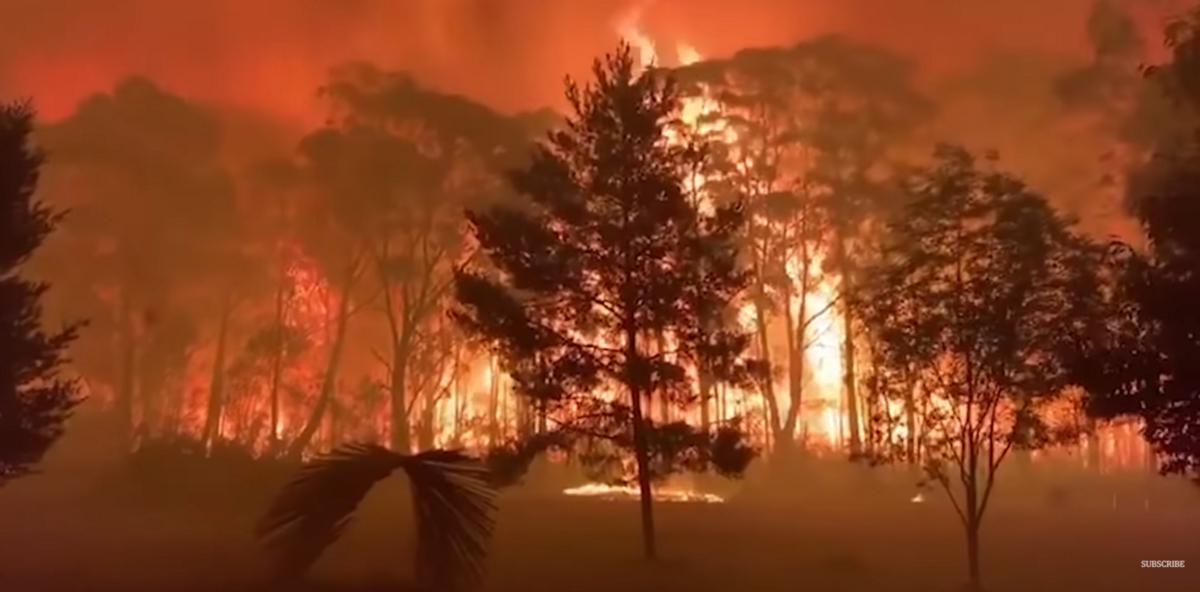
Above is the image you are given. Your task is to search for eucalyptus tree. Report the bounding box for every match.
[860,146,1102,590]
[286,63,542,455]
[39,78,245,444]
[673,37,932,454]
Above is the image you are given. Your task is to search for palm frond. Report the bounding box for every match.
[400,449,497,590]
[255,444,497,590]
[256,444,405,579]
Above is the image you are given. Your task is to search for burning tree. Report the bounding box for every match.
[454,44,755,560]
[0,101,83,485]
[286,63,542,455]
[859,146,1102,591]
[37,78,244,445]
[673,37,933,455]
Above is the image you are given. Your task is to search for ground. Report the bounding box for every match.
[0,427,1197,591]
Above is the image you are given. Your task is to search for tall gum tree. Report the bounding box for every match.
[673,37,933,455]
[287,63,546,456]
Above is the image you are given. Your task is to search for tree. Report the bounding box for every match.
[288,63,539,455]
[257,445,495,590]
[0,101,83,485]
[38,78,244,445]
[1074,8,1200,477]
[454,44,755,560]
[859,146,1101,591]
[673,37,932,455]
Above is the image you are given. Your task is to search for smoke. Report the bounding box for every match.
[1,0,1194,236]
[1,0,1188,126]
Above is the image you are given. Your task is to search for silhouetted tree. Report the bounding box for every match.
[1075,9,1200,477]
[0,101,82,485]
[860,146,1101,591]
[454,44,755,560]
[257,445,495,590]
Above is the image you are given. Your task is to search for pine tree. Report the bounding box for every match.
[0,102,82,485]
[454,44,755,559]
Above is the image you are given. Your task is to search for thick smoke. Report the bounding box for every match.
[0,0,1188,125]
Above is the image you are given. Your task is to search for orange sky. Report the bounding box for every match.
[0,0,1187,126]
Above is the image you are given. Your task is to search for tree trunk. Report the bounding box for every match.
[779,281,798,453]
[116,294,137,444]
[626,324,657,560]
[488,354,501,444]
[698,366,712,435]
[630,394,657,559]
[966,517,982,591]
[837,236,862,457]
[418,387,437,450]
[964,453,984,591]
[1086,418,1101,472]
[287,264,355,457]
[389,331,412,453]
[904,381,917,463]
[753,294,781,439]
[201,298,233,449]
[268,263,287,446]
[781,269,810,455]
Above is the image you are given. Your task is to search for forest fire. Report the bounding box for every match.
[5,3,1200,591]
[60,5,1154,474]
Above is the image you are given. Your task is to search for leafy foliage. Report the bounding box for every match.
[454,43,757,557]
[1073,7,1200,479]
[0,101,83,485]
[859,145,1102,589]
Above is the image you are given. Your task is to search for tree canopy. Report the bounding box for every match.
[859,145,1102,590]
[454,43,756,559]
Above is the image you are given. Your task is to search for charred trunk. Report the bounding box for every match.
[287,264,355,457]
[389,331,412,453]
[488,354,501,443]
[116,295,137,444]
[627,324,657,560]
[836,236,862,458]
[268,264,287,445]
[753,292,781,440]
[201,298,233,449]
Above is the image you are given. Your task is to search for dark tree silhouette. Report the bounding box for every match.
[0,101,82,485]
[257,445,495,590]
[453,43,756,560]
[1075,8,1200,478]
[859,146,1102,591]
